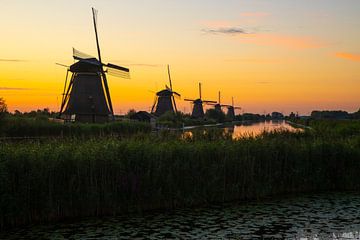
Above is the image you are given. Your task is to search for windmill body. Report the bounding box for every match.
[151,65,180,117]
[226,106,236,120]
[59,8,129,123]
[154,89,176,116]
[224,97,241,121]
[191,99,205,118]
[62,59,110,123]
[184,83,216,118]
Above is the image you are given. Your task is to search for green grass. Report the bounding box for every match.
[1,122,360,229]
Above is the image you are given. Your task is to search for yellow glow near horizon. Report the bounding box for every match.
[0,1,359,115]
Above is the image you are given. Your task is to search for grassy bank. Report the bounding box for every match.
[0,117,151,138]
[1,128,360,230]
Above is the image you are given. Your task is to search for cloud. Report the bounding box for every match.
[202,27,249,35]
[0,87,33,91]
[335,52,360,62]
[0,59,27,62]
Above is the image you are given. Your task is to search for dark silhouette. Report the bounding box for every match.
[59,8,130,123]
[311,110,350,120]
[151,65,180,116]
[0,97,7,118]
[184,83,217,118]
[222,97,241,121]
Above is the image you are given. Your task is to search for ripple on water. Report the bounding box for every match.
[2,192,360,239]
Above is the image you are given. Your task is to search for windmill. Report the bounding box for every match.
[207,91,224,113]
[151,65,181,116]
[223,97,241,120]
[184,83,216,118]
[58,8,130,123]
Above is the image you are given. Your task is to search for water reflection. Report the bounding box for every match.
[3,192,360,239]
[231,120,301,139]
[184,120,301,140]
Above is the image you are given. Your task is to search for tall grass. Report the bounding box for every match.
[1,130,360,230]
[0,117,151,138]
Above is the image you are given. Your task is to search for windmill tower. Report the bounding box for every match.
[184,83,216,118]
[212,91,223,112]
[223,97,241,120]
[59,8,130,123]
[151,65,181,116]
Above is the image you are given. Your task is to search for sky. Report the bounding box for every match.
[0,0,359,115]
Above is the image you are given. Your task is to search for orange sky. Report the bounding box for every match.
[0,0,359,115]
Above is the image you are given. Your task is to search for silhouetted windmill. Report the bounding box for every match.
[184,83,216,118]
[223,97,241,120]
[208,91,224,112]
[59,8,130,123]
[151,65,181,116]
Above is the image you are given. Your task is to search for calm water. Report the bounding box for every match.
[2,192,360,239]
[184,120,301,140]
[228,120,301,139]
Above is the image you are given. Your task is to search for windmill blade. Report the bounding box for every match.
[151,95,157,113]
[172,95,178,113]
[56,63,69,68]
[106,63,130,73]
[167,65,173,90]
[73,48,95,60]
[92,7,103,65]
[107,68,130,79]
[203,100,217,103]
[172,91,181,99]
[184,99,196,102]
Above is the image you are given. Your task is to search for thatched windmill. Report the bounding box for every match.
[223,97,241,120]
[184,83,216,118]
[151,65,181,116]
[59,8,130,123]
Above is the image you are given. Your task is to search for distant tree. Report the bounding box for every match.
[353,108,360,119]
[125,109,137,118]
[205,109,225,123]
[0,97,8,120]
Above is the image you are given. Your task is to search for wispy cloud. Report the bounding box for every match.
[0,87,34,91]
[0,59,27,62]
[335,52,360,62]
[204,29,324,49]
[202,27,249,35]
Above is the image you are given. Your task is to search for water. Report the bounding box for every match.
[2,192,360,239]
[183,120,302,140]
[228,120,301,139]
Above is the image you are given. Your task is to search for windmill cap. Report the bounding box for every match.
[70,59,102,73]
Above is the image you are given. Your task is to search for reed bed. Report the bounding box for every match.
[0,118,151,138]
[1,129,360,230]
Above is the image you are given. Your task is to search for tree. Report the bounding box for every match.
[0,97,8,120]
